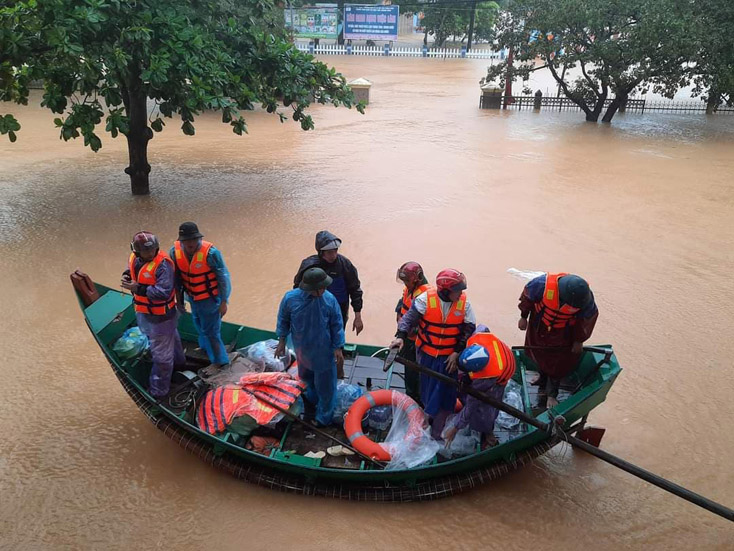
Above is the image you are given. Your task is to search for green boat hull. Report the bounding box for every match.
[75,282,622,500]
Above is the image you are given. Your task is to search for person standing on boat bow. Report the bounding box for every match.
[121,231,186,398]
[394,261,430,405]
[293,231,363,379]
[518,273,598,408]
[170,222,232,370]
[276,267,345,427]
[390,269,476,440]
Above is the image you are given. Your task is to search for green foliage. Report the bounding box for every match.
[396,1,499,48]
[1,0,362,167]
[688,0,734,110]
[485,0,696,122]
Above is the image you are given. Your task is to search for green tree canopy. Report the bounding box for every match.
[485,0,695,122]
[0,0,363,194]
[396,1,499,48]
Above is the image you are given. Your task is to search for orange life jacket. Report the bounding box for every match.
[173,240,219,301]
[466,332,516,385]
[128,252,176,316]
[399,283,431,341]
[416,288,466,357]
[534,272,580,331]
[197,373,305,435]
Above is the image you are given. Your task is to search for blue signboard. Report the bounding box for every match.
[344,5,399,41]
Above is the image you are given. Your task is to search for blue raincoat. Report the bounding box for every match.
[276,289,345,425]
[170,244,232,366]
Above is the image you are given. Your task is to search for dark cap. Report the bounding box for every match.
[299,267,333,292]
[558,274,592,309]
[178,222,203,241]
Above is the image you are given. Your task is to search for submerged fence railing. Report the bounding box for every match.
[294,42,505,60]
[481,95,734,114]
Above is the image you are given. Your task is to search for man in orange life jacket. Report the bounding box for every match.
[444,326,516,449]
[394,261,430,405]
[518,273,598,408]
[121,231,186,398]
[390,269,477,439]
[169,222,232,368]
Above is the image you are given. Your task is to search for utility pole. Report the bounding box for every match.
[467,0,477,51]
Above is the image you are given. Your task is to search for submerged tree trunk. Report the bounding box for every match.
[602,92,627,123]
[123,71,152,195]
[706,91,720,114]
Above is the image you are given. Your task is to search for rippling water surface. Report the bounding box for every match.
[1,57,733,549]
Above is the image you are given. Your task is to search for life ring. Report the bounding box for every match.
[343,389,424,461]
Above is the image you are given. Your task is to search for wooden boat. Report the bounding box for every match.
[74,280,622,501]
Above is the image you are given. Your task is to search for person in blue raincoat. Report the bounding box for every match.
[275,267,345,426]
[169,222,232,370]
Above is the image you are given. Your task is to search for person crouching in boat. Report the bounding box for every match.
[394,261,430,406]
[121,231,186,398]
[518,273,598,408]
[170,222,232,372]
[444,326,516,449]
[275,267,345,427]
[390,269,476,440]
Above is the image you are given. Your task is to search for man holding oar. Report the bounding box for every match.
[518,272,598,408]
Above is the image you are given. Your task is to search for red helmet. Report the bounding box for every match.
[396,261,424,284]
[436,268,467,292]
[131,231,159,254]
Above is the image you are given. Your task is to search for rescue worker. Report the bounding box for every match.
[444,326,516,449]
[276,267,345,427]
[518,272,598,408]
[394,261,430,405]
[121,231,185,398]
[170,222,232,370]
[293,231,364,345]
[390,269,476,439]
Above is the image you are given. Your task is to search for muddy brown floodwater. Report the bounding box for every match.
[1,57,733,549]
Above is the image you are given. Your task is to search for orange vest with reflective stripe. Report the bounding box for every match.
[466,332,516,385]
[173,240,219,301]
[534,272,580,330]
[197,376,305,435]
[399,284,431,341]
[128,252,176,315]
[416,289,466,357]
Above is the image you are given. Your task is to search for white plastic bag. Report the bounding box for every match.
[439,414,481,458]
[496,379,523,430]
[382,393,439,470]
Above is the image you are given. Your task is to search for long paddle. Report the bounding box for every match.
[388,353,734,522]
[240,387,385,469]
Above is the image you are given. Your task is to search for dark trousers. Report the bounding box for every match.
[399,338,422,406]
[337,302,349,379]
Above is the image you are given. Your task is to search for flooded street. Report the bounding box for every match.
[1,57,733,549]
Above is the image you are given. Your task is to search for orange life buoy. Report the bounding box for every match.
[343,389,425,461]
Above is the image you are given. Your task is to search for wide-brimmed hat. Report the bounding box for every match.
[178,222,204,241]
[299,267,333,292]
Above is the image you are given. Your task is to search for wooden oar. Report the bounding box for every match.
[240,387,385,469]
[390,353,734,522]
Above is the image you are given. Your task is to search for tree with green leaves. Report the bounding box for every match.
[396,1,498,48]
[485,0,694,122]
[689,0,734,113]
[0,0,363,194]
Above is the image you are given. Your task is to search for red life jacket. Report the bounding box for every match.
[173,240,219,301]
[399,283,430,341]
[197,373,305,435]
[416,288,466,357]
[466,332,516,385]
[534,272,580,331]
[128,252,176,316]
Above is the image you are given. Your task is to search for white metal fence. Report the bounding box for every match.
[294,43,506,60]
